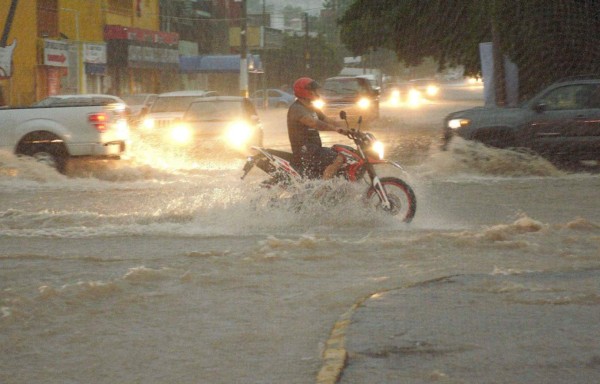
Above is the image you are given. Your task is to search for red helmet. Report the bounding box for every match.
[293,77,320,100]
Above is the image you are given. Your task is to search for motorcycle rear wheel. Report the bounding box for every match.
[366,177,417,222]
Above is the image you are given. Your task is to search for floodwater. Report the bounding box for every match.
[1,98,599,383]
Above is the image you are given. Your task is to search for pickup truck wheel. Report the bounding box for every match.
[17,141,68,173]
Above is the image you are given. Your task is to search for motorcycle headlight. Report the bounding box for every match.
[141,117,155,130]
[372,140,385,160]
[312,99,325,109]
[357,97,370,109]
[447,118,470,129]
[226,121,252,149]
[170,123,193,144]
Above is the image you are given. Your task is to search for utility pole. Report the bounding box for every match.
[239,0,249,98]
[491,0,506,106]
[304,12,310,71]
[262,0,268,108]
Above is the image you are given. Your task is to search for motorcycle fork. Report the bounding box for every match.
[365,162,392,210]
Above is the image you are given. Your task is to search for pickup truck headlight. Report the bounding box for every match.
[357,97,371,110]
[447,118,471,129]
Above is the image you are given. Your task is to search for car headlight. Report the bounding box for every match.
[141,117,155,130]
[372,140,384,160]
[226,121,253,149]
[447,118,470,129]
[426,85,439,97]
[312,99,325,109]
[407,89,422,106]
[170,123,193,144]
[357,97,370,109]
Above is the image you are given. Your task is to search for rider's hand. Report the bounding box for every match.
[337,128,348,135]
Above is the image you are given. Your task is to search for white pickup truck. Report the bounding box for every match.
[0,102,129,173]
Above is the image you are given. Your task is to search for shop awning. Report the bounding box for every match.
[179,55,262,73]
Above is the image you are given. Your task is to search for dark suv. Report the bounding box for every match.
[317,76,380,123]
[443,77,600,166]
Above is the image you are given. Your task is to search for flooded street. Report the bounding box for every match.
[1,86,599,383]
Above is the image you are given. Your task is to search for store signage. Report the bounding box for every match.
[128,45,179,65]
[44,39,70,67]
[84,43,107,64]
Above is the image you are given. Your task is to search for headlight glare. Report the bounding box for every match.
[407,89,422,106]
[357,98,370,109]
[426,85,439,97]
[312,99,325,109]
[372,140,384,160]
[142,117,155,130]
[226,121,252,149]
[170,123,192,144]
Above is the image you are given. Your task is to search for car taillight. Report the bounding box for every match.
[89,112,108,132]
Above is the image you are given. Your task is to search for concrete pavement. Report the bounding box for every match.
[317,271,600,384]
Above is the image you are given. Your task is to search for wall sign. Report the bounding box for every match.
[44,39,70,67]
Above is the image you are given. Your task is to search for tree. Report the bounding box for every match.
[338,0,600,100]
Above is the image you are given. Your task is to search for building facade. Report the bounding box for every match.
[0,0,177,106]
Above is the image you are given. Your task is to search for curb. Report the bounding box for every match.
[316,276,456,384]
[315,300,360,384]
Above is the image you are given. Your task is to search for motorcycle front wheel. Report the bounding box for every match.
[365,177,417,222]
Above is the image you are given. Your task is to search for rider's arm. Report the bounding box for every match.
[298,114,340,132]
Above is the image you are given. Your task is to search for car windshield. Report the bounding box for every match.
[184,101,244,121]
[321,79,368,96]
[151,96,206,113]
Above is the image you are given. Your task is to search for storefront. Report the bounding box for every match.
[83,43,107,94]
[179,54,263,95]
[104,25,180,96]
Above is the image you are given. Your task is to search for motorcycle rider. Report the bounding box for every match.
[287,77,347,179]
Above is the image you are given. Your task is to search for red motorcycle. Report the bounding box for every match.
[241,111,417,222]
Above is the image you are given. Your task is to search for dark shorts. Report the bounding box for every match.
[297,146,338,179]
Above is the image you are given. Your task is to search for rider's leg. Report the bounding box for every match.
[323,154,345,180]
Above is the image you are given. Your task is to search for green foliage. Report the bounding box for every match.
[339,0,600,99]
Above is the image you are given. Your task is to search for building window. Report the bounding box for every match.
[37,0,58,38]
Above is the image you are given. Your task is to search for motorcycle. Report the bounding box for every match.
[240,111,417,222]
